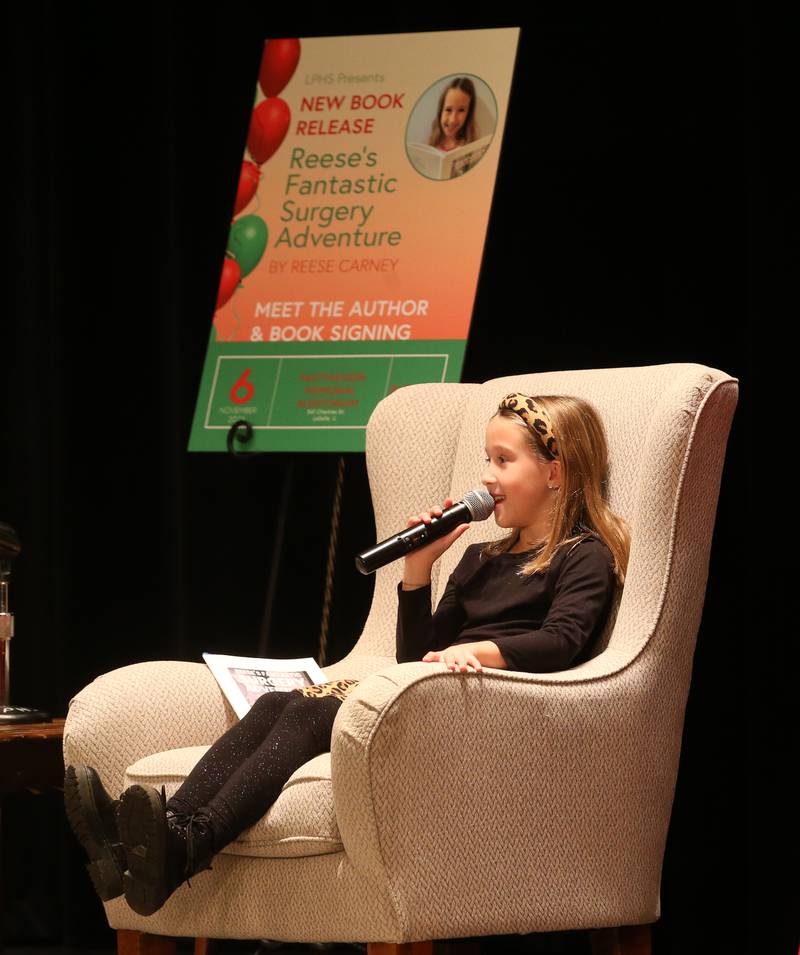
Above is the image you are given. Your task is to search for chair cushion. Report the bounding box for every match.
[123,746,343,859]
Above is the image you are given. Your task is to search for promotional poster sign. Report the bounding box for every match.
[189,27,520,452]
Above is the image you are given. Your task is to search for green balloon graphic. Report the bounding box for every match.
[227,215,268,277]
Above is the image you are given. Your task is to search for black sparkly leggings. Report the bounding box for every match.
[165,691,342,852]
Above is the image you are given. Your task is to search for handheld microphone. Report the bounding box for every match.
[355,488,496,575]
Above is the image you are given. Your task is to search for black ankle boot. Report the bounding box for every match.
[117,783,217,916]
[63,764,126,901]
[164,802,217,890]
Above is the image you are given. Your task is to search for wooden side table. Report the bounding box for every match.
[0,718,65,794]
[0,718,65,951]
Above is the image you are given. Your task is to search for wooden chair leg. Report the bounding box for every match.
[117,929,177,954]
[368,943,479,955]
[369,946,431,955]
[589,924,652,955]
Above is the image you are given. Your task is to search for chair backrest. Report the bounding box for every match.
[346,363,738,697]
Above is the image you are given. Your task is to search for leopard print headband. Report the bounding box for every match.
[498,393,559,459]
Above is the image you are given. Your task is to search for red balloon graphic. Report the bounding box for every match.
[247,98,290,165]
[233,161,261,216]
[216,257,241,311]
[259,39,301,97]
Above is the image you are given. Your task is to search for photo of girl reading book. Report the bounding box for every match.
[406,72,498,179]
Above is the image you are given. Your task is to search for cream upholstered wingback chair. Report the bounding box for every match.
[63,362,738,955]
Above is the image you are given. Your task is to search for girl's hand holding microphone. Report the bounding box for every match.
[401,499,479,672]
[400,498,470,588]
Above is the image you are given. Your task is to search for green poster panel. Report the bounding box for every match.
[189,337,465,452]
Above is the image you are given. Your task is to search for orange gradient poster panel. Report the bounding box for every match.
[189,27,519,452]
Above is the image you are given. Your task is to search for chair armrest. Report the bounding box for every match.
[331,659,674,931]
[63,660,236,797]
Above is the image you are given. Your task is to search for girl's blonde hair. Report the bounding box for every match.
[480,395,631,587]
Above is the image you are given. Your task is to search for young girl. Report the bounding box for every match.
[429,76,477,152]
[64,392,629,916]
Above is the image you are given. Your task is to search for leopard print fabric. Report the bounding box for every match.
[293,679,360,703]
[499,392,559,458]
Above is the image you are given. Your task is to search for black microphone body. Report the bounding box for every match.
[355,488,495,575]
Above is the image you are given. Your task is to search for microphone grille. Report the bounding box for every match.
[462,487,496,521]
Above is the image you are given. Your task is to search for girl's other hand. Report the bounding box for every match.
[422,648,483,673]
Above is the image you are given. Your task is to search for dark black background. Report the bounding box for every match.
[2,3,794,954]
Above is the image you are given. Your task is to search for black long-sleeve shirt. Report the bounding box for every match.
[395,535,617,673]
